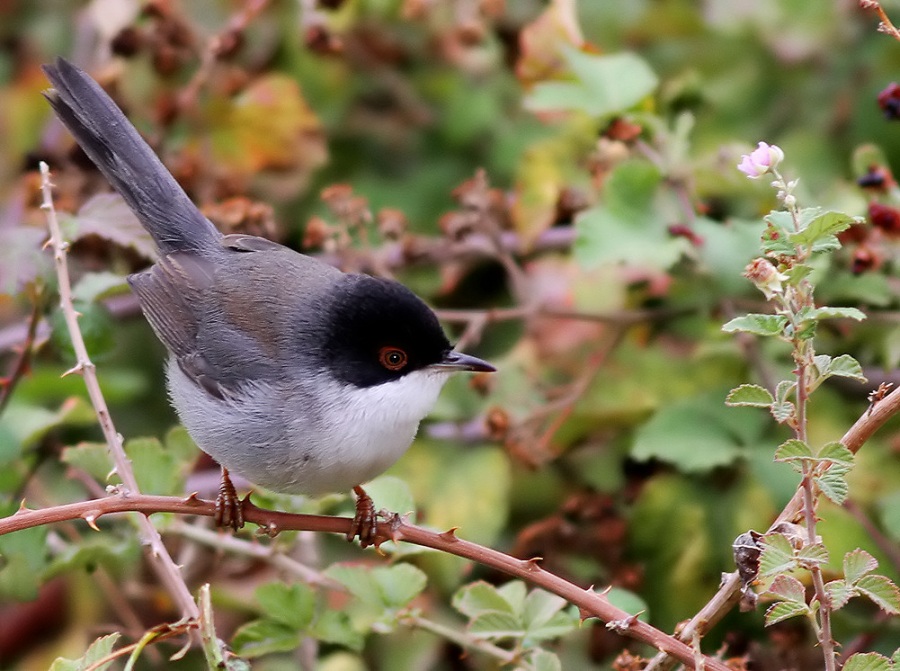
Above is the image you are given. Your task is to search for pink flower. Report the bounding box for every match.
[737,142,784,179]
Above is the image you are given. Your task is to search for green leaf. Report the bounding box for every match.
[816,442,854,468]
[524,48,658,118]
[842,652,893,671]
[453,581,516,618]
[61,442,114,483]
[825,579,853,609]
[372,563,428,608]
[527,649,562,671]
[45,536,139,578]
[310,610,365,652]
[49,633,121,671]
[770,400,795,424]
[764,600,810,626]
[788,210,856,247]
[126,437,182,496]
[523,589,567,630]
[605,587,650,622]
[71,271,130,304]
[722,314,788,337]
[825,354,867,382]
[631,394,763,472]
[774,439,814,465]
[256,582,316,630]
[468,610,525,640]
[759,533,796,577]
[815,465,851,504]
[0,502,49,600]
[844,548,878,585]
[856,575,900,614]
[231,619,299,658]
[767,574,806,604]
[797,543,829,568]
[810,306,867,321]
[726,384,774,408]
[497,580,528,613]
[325,564,381,607]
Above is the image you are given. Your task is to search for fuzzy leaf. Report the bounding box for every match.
[788,210,856,247]
[843,550,878,584]
[527,649,563,671]
[770,400,795,424]
[726,384,774,407]
[825,579,853,609]
[759,533,796,576]
[774,439,814,465]
[49,633,122,671]
[722,314,788,337]
[842,652,893,671]
[767,574,806,604]
[453,581,517,618]
[372,563,428,608]
[797,543,829,568]
[256,582,316,630]
[310,611,365,652]
[856,575,900,614]
[468,611,525,640]
[764,600,810,626]
[816,442,854,468]
[231,620,299,658]
[810,306,867,321]
[826,354,867,382]
[815,466,851,505]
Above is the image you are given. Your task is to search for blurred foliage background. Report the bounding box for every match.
[1,0,900,669]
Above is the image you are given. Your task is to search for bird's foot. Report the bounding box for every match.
[214,467,244,531]
[347,485,378,547]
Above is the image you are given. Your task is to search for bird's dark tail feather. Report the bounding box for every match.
[42,57,221,255]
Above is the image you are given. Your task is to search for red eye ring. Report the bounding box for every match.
[378,346,408,371]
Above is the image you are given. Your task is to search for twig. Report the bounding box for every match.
[644,382,900,671]
[0,294,43,413]
[0,492,731,671]
[860,0,900,41]
[38,163,200,624]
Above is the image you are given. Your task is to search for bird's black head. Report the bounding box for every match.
[319,275,492,388]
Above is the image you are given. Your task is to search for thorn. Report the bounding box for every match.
[578,607,593,622]
[439,527,459,542]
[62,363,85,377]
[183,492,202,504]
[605,613,642,633]
[522,556,543,571]
[16,499,30,514]
[388,512,404,543]
[264,522,279,538]
[84,513,100,531]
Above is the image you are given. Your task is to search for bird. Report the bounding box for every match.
[42,57,495,545]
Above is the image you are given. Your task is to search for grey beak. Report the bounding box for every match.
[433,350,496,373]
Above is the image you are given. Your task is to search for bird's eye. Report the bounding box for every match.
[378,346,408,371]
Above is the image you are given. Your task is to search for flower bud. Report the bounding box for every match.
[737,142,785,179]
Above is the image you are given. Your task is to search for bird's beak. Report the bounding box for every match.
[432,350,496,373]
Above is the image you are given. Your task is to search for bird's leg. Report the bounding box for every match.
[214,467,244,531]
[348,485,377,547]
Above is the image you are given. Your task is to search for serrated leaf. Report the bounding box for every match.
[468,610,525,640]
[816,442,854,467]
[522,589,568,631]
[527,649,562,671]
[726,384,774,407]
[764,600,810,625]
[856,575,900,614]
[49,633,122,671]
[788,210,856,247]
[825,579,853,609]
[892,648,900,665]
[497,581,528,614]
[325,564,381,607]
[797,543,829,568]
[231,619,299,658]
[310,610,365,652]
[722,314,788,336]
[827,354,867,382]
[811,306,867,321]
[770,400,795,424]
[453,581,517,618]
[815,465,851,504]
[60,442,115,483]
[256,582,315,630]
[774,439,814,464]
[525,610,578,643]
[126,437,182,496]
[373,563,428,608]
[766,574,807,604]
[759,534,796,576]
[842,652,893,671]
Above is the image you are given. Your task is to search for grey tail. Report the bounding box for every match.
[42,57,221,255]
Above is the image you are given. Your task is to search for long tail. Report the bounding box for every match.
[42,57,221,255]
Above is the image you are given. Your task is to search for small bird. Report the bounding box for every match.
[42,58,495,544]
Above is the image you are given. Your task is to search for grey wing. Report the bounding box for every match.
[127,251,278,399]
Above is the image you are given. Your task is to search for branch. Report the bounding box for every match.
[38,163,199,622]
[644,382,900,671]
[0,493,731,671]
